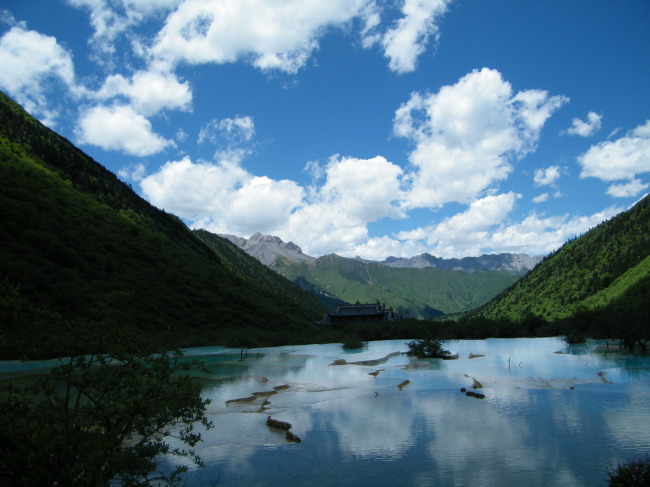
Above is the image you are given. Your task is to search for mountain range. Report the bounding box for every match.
[220,232,541,318]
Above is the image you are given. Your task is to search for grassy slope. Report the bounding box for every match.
[474,195,649,322]
[274,253,522,318]
[0,92,322,358]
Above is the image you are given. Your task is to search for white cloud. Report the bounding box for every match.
[76,104,173,156]
[489,205,622,256]
[326,192,625,259]
[66,0,178,59]
[140,154,304,236]
[565,111,602,137]
[396,192,520,257]
[578,120,650,181]
[280,155,406,256]
[359,1,382,48]
[0,25,76,125]
[117,162,147,182]
[151,0,368,73]
[380,0,450,73]
[343,236,426,260]
[532,193,549,203]
[394,68,568,208]
[1,9,16,25]
[94,69,192,116]
[606,178,649,198]
[141,152,404,256]
[533,165,561,186]
[383,195,621,258]
[198,116,255,146]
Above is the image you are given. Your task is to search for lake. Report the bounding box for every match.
[3,337,649,486]
[161,337,650,486]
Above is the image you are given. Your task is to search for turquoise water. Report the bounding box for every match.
[164,338,650,486]
[3,338,650,486]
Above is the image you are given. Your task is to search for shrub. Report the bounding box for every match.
[341,337,367,350]
[406,338,450,359]
[608,454,650,486]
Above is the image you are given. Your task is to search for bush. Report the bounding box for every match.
[608,454,650,486]
[406,338,450,359]
[341,337,367,350]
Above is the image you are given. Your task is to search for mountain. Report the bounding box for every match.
[472,194,649,329]
[220,232,315,267]
[0,91,324,359]
[223,233,536,318]
[380,253,541,273]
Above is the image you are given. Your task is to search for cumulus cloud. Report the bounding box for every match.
[66,0,178,60]
[76,104,174,156]
[282,155,405,256]
[394,68,568,208]
[606,179,649,198]
[489,205,622,256]
[140,154,304,236]
[151,0,368,73]
[198,116,255,146]
[380,0,450,73]
[139,151,404,256]
[94,69,192,116]
[380,194,622,258]
[396,192,520,257]
[578,120,650,181]
[564,111,602,137]
[533,165,561,186]
[0,24,76,125]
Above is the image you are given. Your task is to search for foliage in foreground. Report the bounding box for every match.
[405,338,450,359]
[0,348,212,486]
[608,454,650,486]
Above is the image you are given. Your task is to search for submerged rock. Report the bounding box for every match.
[329,359,347,366]
[349,351,401,366]
[466,391,485,399]
[266,416,292,431]
[397,379,411,391]
[225,395,257,404]
[285,431,302,443]
[252,390,277,397]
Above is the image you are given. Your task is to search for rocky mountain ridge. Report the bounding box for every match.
[220,232,315,267]
[221,232,541,274]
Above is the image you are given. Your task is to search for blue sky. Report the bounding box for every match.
[1,0,649,259]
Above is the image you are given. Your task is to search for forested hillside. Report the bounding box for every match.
[274,253,522,318]
[467,195,649,345]
[0,91,323,359]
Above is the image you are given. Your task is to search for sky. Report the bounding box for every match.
[1,0,649,260]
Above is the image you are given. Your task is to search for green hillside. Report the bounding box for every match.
[466,195,649,346]
[474,194,649,321]
[273,253,522,318]
[0,91,323,359]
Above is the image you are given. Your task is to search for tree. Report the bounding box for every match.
[0,349,212,486]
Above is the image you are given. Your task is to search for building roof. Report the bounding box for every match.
[334,304,382,317]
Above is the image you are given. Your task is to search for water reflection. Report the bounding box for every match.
[169,338,650,487]
[4,338,650,486]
